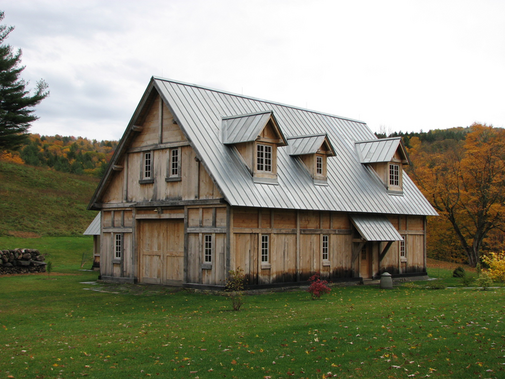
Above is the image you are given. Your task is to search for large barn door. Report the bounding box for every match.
[139,220,184,285]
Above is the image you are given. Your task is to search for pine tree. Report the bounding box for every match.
[0,11,49,151]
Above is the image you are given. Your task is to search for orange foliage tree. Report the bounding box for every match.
[410,124,505,266]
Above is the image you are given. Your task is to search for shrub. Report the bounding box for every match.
[307,273,331,300]
[481,252,505,282]
[460,274,474,287]
[476,272,493,291]
[426,281,447,290]
[452,266,466,278]
[225,268,245,311]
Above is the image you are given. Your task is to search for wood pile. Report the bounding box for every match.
[0,249,46,275]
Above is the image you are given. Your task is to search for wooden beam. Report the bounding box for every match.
[379,241,394,262]
[352,240,366,263]
[132,125,143,132]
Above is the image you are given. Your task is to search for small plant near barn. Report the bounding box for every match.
[46,261,52,278]
[481,252,505,282]
[307,272,331,299]
[225,267,245,311]
[452,266,466,278]
[476,272,493,290]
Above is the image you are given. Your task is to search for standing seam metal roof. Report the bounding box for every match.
[99,77,436,217]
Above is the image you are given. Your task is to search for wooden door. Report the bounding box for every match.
[360,243,372,279]
[139,220,184,284]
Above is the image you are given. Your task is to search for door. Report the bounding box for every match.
[139,219,184,284]
[360,243,372,279]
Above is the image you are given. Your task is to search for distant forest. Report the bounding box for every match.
[1,134,119,177]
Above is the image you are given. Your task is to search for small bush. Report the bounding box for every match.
[460,274,474,287]
[307,273,331,300]
[452,266,465,278]
[481,252,505,282]
[426,281,446,290]
[476,272,493,291]
[225,268,245,311]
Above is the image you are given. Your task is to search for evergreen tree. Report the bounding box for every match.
[0,11,49,151]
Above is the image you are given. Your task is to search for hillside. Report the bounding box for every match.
[0,160,99,237]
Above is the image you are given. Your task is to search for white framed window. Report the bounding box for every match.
[361,245,367,260]
[114,234,122,259]
[322,235,329,261]
[400,235,406,258]
[169,148,180,178]
[316,156,323,175]
[257,144,272,172]
[389,163,399,186]
[143,151,152,179]
[204,234,212,263]
[261,235,269,263]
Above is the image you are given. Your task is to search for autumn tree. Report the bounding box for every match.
[410,124,505,266]
[0,11,49,151]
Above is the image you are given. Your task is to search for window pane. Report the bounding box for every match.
[261,235,269,262]
[204,235,212,263]
[171,149,179,177]
[317,156,323,175]
[322,235,329,260]
[115,234,122,259]
[144,152,152,179]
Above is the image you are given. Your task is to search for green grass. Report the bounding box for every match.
[1,238,505,378]
[0,160,98,237]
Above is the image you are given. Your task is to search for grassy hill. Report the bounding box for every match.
[0,160,100,237]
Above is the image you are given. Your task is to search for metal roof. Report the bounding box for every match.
[222,111,278,144]
[350,214,403,241]
[83,213,101,235]
[356,137,409,164]
[287,134,336,156]
[90,77,437,217]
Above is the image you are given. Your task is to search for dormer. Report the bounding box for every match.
[287,134,336,185]
[222,111,287,184]
[355,137,410,194]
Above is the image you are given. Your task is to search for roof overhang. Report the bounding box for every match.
[350,214,403,241]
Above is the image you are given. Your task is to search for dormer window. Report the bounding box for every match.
[257,144,272,172]
[222,111,287,185]
[316,156,323,175]
[355,137,410,194]
[389,163,399,186]
[287,134,336,185]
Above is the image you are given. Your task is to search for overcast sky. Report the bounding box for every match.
[3,0,505,141]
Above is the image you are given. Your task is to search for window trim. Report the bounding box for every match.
[400,235,407,261]
[261,234,270,267]
[322,234,330,266]
[140,151,154,184]
[203,234,213,268]
[257,144,273,173]
[316,155,323,176]
[166,147,182,182]
[114,233,123,261]
[389,163,400,187]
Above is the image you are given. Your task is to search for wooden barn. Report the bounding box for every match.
[88,77,437,288]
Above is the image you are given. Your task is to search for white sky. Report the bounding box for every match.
[3,0,505,141]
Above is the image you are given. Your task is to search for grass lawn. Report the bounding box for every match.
[1,237,505,378]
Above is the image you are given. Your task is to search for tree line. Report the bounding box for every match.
[380,124,505,267]
[12,134,118,177]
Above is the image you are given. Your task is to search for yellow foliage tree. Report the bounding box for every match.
[410,124,505,266]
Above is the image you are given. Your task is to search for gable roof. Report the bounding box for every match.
[89,77,436,217]
[222,111,287,145]
[287,134,336,156]
[355,137,410,164]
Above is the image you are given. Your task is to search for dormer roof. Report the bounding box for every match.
[287,134,336,157]
[222,111,287,146]
[355,137,410,165]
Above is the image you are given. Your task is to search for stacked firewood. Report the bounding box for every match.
[0,248,46,275]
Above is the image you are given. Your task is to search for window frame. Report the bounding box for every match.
[257,144,273,173]
[322,234,330,265]
[389,163,400,187]
[400,235,407,261]
[316,155,323,176]
[114,233,123,260]
[140,151,154,184]
[166,147,182,181]
[204,234,213,264]
[261,234,270,263]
